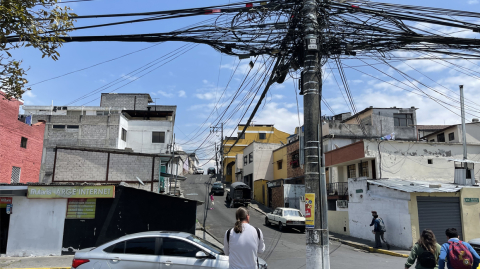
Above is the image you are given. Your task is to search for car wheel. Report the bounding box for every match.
[265,217,270,226]
[279,222,284,232]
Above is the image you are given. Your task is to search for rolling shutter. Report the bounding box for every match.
[417,197,463,242]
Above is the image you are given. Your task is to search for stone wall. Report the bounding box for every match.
[287,140,304,178]
[271,186,284,209]
[100,94,150,110]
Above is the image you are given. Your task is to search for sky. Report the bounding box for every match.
[10,0,480,168]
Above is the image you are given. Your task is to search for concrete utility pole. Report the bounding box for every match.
[221,122,224,181]
[302,0,330,268]
[215,142,219,176]
[211,123,224,181]
[460,85,467,160]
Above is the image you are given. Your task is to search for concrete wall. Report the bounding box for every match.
[100,93,150,110]
[426,124,480,144]
[328,211,350,235]
[7,197,67,256]
[460,188,480,242]
[286,140,304,178]
[273,146,288,180]
[118,114,128,149]
[252,143,280,182]
[364,140,480,182]
[125,120,173,154]
[348,178,412,249]
[283,184,304,210]
[271,186,284,209]
[254,180,268,205]
[243,144,254,177]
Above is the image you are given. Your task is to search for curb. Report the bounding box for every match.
[329,237,409,258]
[196,221,224,246]
[248,204,267,216]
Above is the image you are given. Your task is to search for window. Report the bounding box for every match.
[11,166,21,183]
[429,139,435,142]
[437,133,445,142]
[125,237,156,255]
[152,132,165,143]
[67,125,79,129]
[244,156,247,166]
[52,125,65,129]
[347,164,356,178]
[249,153,253,163]
[259,133,266,140]
[121,128,127,142]
[104,241,125,254]
[360,162,369,177]
[238,133,245,139]
[96,111,109,116]
[284,210,303,217]
[449,132,455,141]
[277,160,283,170]
[20,137,28,148]
[393,113,413,127]
[428,159,433,164]
[162,238,201,257]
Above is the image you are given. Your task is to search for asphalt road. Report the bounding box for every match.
[182,174,407,269]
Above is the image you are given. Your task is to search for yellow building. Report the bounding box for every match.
[223,124,290,183]
[272,146,288,181]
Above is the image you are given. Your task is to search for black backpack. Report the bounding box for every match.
[418,245,437,268]
[226,227,261,267]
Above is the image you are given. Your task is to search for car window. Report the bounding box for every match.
[104,241,125,254]
[278,210,283,216]
[187,235,224,255]
[272,209,278,215]
[161,238,201,257]
[125,237,156,255]
[284,210,303,217]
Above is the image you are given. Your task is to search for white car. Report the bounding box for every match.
[265,207,305,233]
[195,168,204,174]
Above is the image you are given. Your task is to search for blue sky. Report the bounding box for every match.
[12,0,480,166]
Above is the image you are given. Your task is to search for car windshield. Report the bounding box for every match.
[284,210,303,217]
[187,235,224,255]
[213,183,222,187]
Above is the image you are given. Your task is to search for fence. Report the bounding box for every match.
[327,182,348,196]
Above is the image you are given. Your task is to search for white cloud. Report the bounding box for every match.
[468,0,478,4]
[253,102,303,134]
[121,74,138,81]
[23,90,36,98]
[158,90,174,98]
[178,90,186,97]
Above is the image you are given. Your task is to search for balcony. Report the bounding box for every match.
[327,182,348,197]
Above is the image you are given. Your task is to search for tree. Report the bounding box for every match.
[1,0,76,99]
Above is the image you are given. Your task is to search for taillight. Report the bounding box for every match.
[286,221,293,224]
[72,258,90,268]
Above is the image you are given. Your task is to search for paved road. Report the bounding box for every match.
[182,174,407,269]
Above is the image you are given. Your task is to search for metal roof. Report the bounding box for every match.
[447,159,480,164]
[367,179,464,193]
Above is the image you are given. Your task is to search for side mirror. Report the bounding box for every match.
[195,251,209,259]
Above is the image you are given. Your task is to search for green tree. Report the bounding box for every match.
[1,0,76,99]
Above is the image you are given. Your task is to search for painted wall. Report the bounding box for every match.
[126,120,173,154]
[254,180,268,205]
[118,114,129,149]
[253,143,281,182]
[328,211,350,235]
[348,178,412,249]
[7,197,67,256]
[283,184,305,210]
[273,146,288,180]
[364,140,480,182]
[426,124,480,144]
[460,188,480,242]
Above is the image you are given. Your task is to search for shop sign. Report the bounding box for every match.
[305,193,315,229]
[66,198,96,219]
[27,186,115,199]
[464,198,479,203]
[0,197,12,209]
[356,189,363,193]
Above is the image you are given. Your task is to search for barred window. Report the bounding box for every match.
[152,132,165,143]
[347,164,356,178]
[11,167,21,183]
[360,162,369,177]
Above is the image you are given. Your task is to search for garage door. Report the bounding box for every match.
[417,197,463,243]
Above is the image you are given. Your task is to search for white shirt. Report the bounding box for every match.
[224,223,265,269]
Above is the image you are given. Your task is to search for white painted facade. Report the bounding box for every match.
[283,184,305,210]
[348,178,412,249]
[7,197,67,256]
[424,123,480,144]
[123,119,173,154]
[243,142,282,182]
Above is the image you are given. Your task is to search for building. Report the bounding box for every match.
[223,124,290,183]
[422,120,480,143]
[0,94,46,184]
[0,184,202,256]
[22,93,176,183]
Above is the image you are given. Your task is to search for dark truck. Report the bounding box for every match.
[226,182,251,208]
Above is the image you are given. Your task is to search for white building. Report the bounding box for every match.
[242,142,282,190]
[422,120,480,144]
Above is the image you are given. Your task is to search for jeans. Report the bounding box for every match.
[374,232,388,248]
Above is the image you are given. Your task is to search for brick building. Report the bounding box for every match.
[0,94,45,183]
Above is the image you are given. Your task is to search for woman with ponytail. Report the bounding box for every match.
[224,207,265,269]
[405,229,441,269]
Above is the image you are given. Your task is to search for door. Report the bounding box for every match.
[417,197,463,243]
[274,209,283,225]
[0,206,10,254]
[371,160,376,179]
[103,237,160,269]
[159,238,214,268]
[268,187,272,208]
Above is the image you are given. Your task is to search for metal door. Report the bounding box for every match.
[417,197,463,243]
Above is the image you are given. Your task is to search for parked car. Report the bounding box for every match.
[72,231,268,269]
[211,182,225,196]
[195,168,204,175]
[265,207,305,233]
[207,167,216,175]
[225,182,251,208]
[469,238,480,252]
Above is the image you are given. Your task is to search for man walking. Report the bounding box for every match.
[438,228,480,269]
[372,213,390,250]
[224,207,265,269]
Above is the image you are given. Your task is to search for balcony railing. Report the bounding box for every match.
[327,182,348,196]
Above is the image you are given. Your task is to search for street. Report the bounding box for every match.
[182,175,407,269]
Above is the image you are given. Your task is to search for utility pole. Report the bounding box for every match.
[460,85,467,160]
[220,122,224,181]
[215,142,219,179]
[302,0,330,268]
[211,123,224,181]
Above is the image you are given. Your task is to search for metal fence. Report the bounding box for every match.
[327,182,348,196]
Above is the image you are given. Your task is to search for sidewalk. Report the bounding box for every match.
[248,201,409,258]
[195,221,224,249]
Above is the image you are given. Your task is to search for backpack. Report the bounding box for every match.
[377,218,386,232]
[227,227,261,267]
[447,241,474,269]
[417,245,437,268]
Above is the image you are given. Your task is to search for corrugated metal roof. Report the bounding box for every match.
[447,159,480,164]
[367,179,463,193]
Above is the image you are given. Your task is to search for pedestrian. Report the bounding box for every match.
[372,213,390,250]
[405,229,441,269]
[224,207,265,269]
[369,211,377,227]
[438,228,480,269]
[210,193,215,210]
